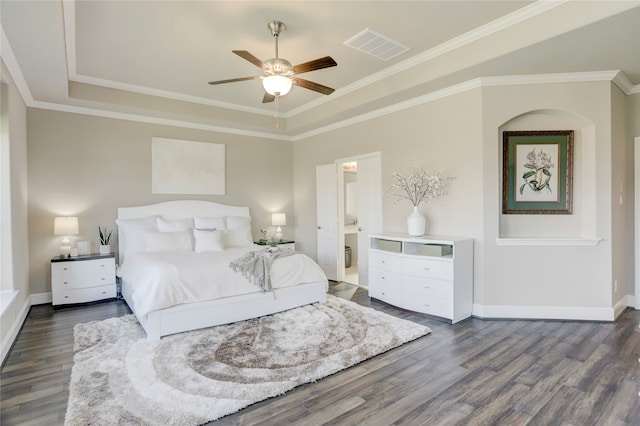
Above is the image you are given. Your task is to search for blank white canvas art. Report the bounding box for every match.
[152,137,225,195]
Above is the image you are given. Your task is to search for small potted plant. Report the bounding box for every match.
[259,228,269,245]
[98,226,112,254]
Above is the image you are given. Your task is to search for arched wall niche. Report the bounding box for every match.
[498,108,597,239]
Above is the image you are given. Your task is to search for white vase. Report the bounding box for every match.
[407,205,426,237]
[99,244,111,255]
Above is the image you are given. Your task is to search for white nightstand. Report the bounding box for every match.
[255,240,296,251]
[51,253,117,306]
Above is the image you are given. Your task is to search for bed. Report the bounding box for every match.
[116,200,328,340]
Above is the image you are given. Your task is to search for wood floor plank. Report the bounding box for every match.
[458,381,531,425]
[2,285,639,426]
[513,357,583,416]
[528,384,585,425]
[565,343,615,391]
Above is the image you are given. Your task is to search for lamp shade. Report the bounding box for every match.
[271,213,286,226]
[54,217,79,236]
[262,75,292,96]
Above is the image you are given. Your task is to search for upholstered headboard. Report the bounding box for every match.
[116,200,250,262]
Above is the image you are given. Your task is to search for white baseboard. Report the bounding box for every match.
[616,294,636,316]
[472,303,616,321]
[30,292,52,305]
[1,297,30,364]
[2,292,52,364]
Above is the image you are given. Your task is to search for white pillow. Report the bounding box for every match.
[157,217,193,232]
[116,216,159,258]
[225,216,253,245]
[223,228,254,247]
[144,230,193,252]
[193,229,225,253]
[193,216,226,230]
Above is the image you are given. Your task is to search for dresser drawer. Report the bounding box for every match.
[369,251,402,272]
[369,267,402,306]
[52,284,116,306]
[402,295,453,319]
[403,275,453,301]
[52,258,115,289]
[402,257,453,280]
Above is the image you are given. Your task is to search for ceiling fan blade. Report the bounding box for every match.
[292,78,335,95]
[233,50,264,68]
[262,92,276,103]
[291,56,337,74]
[208,76,261,85]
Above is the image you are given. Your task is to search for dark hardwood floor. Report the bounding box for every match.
[1,282,639,425]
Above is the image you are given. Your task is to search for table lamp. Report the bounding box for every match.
[271,213,286,242]
[54,217,79,257]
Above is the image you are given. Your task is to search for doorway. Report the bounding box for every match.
[342,161,359,285]
[316,152,382,286]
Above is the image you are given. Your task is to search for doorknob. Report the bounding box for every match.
[317,226,322,230]
[357,227,363,231]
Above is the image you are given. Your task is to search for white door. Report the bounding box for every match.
[316,164,339,281]
[355,155,382,286]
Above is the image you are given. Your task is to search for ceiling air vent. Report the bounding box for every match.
[343,28,410,61]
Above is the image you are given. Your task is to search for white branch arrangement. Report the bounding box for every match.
[386,166,453,207]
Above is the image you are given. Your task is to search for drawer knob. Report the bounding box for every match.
[101,278,105,281]
[63,267,68,271]
[424,286,430,289]
[63,281,68,285]
[424,268,430,271]
[381,260,386,264]
[381,276,385,280]
[64,296,69,299]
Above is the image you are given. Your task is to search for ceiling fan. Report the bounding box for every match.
[208,21,337,103]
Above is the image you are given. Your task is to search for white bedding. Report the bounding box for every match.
[118,245,327,319]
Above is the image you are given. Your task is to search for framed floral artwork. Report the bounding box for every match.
[502,130,574,214]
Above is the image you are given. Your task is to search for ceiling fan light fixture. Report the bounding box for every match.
[262,75,292,96]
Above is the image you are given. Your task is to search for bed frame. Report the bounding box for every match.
[117,200,327,340]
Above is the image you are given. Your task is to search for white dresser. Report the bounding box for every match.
[51,253,117,306]
[369,234,473,323]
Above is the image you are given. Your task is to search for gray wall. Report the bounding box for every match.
[292,79,634,318]
[1,61,30,355]
[27,109,293,295]
[11,72,639,320]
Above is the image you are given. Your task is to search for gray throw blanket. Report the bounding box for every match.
[229,247,297,292]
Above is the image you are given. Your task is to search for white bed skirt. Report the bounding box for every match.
[121,279,328,340]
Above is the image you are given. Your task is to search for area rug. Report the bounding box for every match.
[65,295,430,425]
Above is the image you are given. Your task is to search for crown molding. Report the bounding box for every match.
[3,16,637,142]
[60,0,568,120]
[288,0,569,117]
[61,0,274,118]
[295,70,630,140]
[68,73,276,117]
[29,99,292,141]
[292,79,482,141]
[481,70,621,88]
[0,27,35,104]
